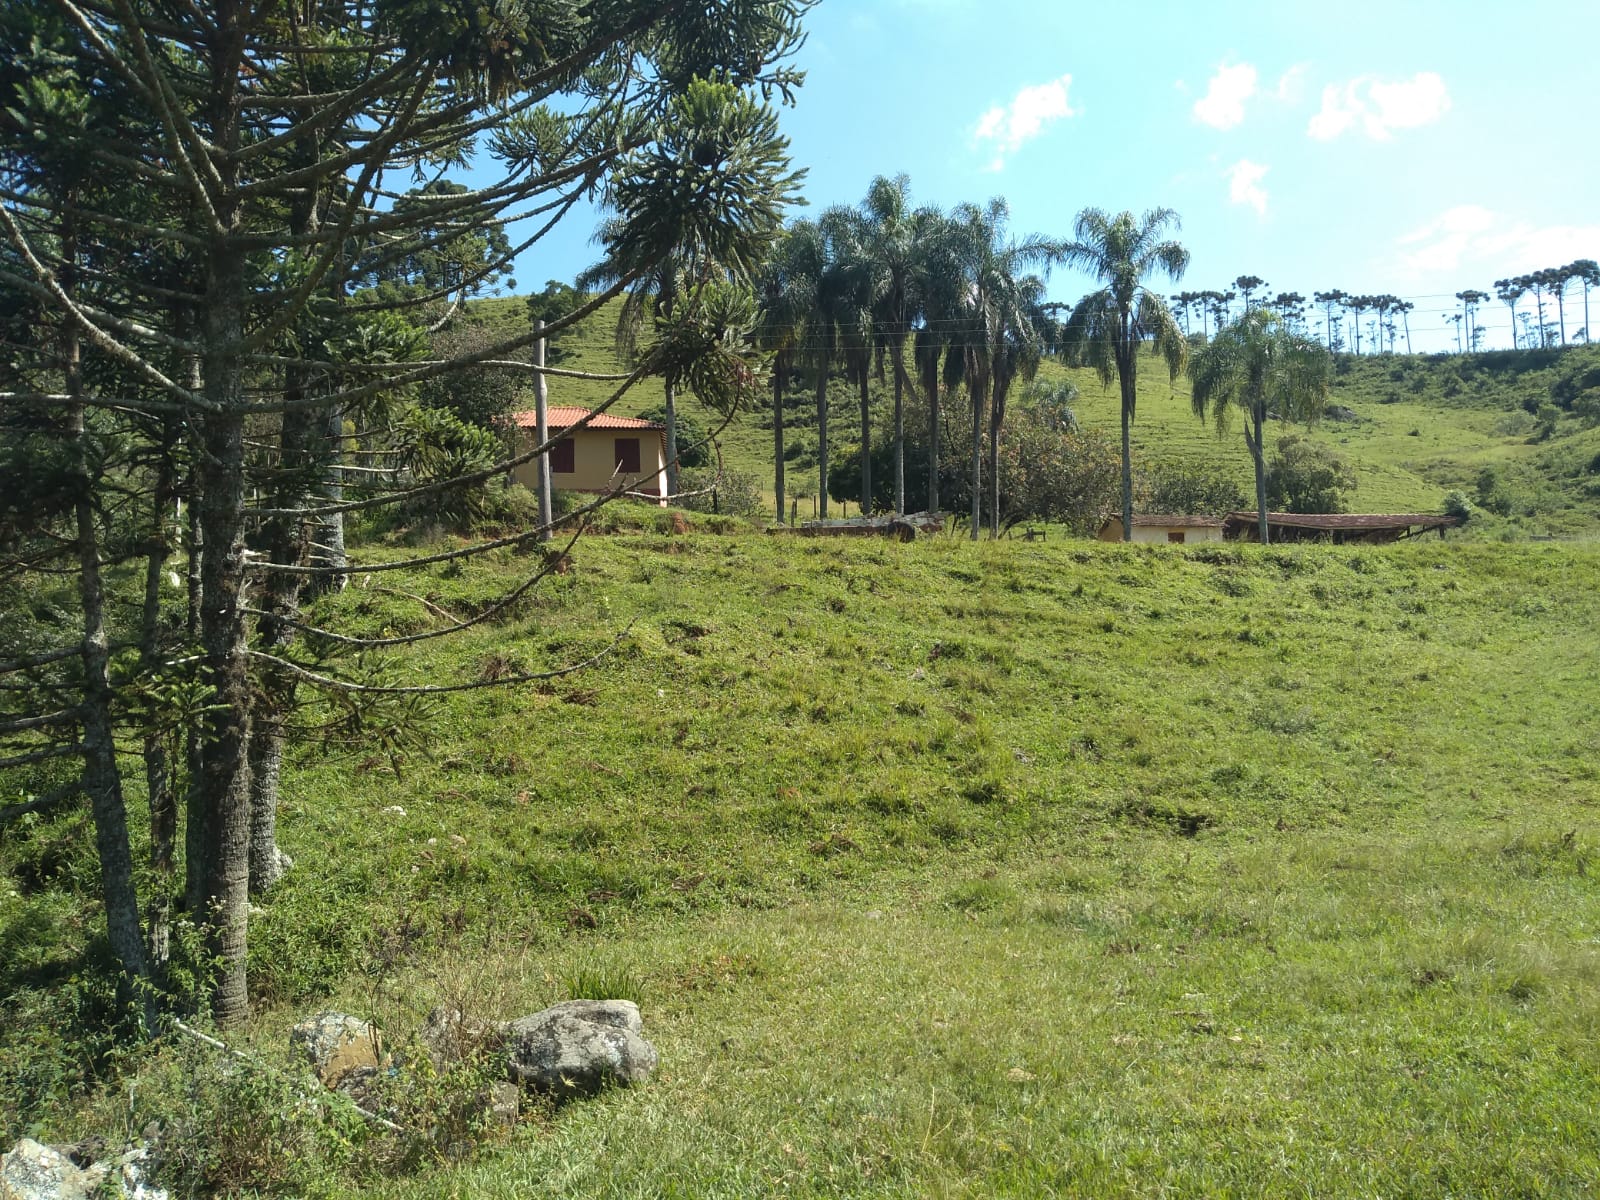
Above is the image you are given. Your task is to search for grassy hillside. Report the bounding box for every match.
[11,528,1597,1196]
[460,294,1600,535]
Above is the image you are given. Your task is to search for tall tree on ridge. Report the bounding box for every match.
[1314,290,1347,352]
[1570,260,1600,343]
[1190,309,1333,545]
[1061,207,1190,542]
[1455,289,1489,352]
[1234,275,1267,311]
[1495,278,1526,349]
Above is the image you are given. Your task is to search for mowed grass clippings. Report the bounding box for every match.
[230,529,1600,1198]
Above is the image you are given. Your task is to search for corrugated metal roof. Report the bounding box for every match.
[1225,512,1462,531]
[511,406,665,431]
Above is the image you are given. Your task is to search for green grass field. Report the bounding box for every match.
[8,528,1592,1195]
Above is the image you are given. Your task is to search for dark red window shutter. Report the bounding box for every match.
[550,436,575,474]
[614,437,641,473]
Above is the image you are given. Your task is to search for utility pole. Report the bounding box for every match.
[534,318,553,544]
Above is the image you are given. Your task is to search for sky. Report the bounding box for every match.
[511,0,1600,353]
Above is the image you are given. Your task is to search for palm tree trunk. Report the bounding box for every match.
[1119,347,1137,542]
[1247,410,1269,545]
[772,358,785,524]
[858,371,872,515]
[969,380,982,541]
[927,370,940,514]
[892,336,905,515]
[816,368,829,519]
[987,380,1003,539]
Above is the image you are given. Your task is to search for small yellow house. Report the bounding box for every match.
[1095,514,1226,544]
[511,406,668,505]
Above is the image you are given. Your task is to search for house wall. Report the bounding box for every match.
[1097,522,1225,544]
[512,428,667,504]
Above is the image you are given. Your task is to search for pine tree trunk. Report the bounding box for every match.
[183,459,206,918]
[927,371,940,514]
[192,210,255,1023]
[142,429,177,973]
[64,262,151,1024]
[248,725,289,894]
[664,377,680,497]
[772,358,785,524]
[312,405,348,594]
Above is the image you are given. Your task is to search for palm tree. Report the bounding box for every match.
[950,199,1059,538]
[1189,309,1333,545]
[1061,208,1190,542]
[785,219,842,517]
[910,206,965,514]
[820,205,878,515]
[985,272,1053,537]
[759,223,828,523]
[858,175,920,515]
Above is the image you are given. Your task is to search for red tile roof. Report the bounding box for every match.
[1132,514,1226,528]
[511,406,665,431]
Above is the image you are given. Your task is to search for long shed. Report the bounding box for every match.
[1222,512,1463,543]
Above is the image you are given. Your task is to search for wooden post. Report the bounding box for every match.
[534,319,552,544]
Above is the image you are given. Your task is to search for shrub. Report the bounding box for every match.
[1264,435,1356,514]
[677,468,764,519]
[1142,461,1247,516]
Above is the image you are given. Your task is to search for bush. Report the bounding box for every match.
[1264,435,1356,514]
[1140,461,1247,516]
[677,468,765,519]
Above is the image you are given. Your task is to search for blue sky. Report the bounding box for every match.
[517,1,1600,352]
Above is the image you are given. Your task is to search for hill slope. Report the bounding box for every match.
[462,294,1600,535]
[9,532,1595,1194]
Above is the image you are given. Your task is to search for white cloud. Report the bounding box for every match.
[1193,62,1258,130]
[1274,64,1309,104]
[973,74,1077,171]
[1226,159,1270,216]
[1397,205,1600,277]
[1309,71,1451,141]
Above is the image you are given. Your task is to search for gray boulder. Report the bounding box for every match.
[0,1138,166,1200]
[289,1012,384,1088]
[501,1000,657,1097]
